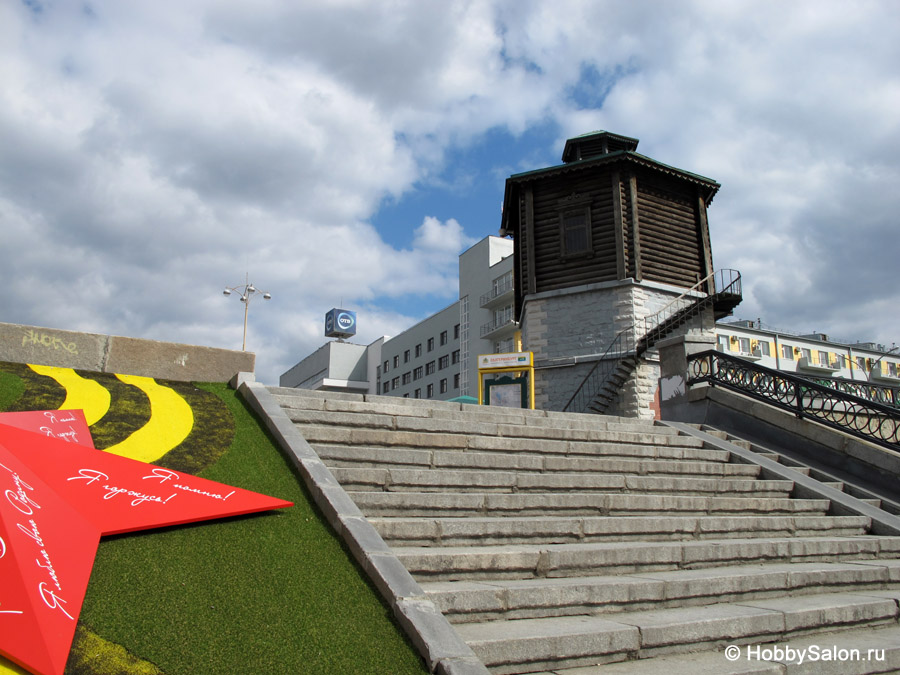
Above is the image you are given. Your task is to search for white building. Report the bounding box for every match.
[280,236,516,401]
[715,319,900,384]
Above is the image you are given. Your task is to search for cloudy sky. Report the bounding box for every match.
[2,0,899,383]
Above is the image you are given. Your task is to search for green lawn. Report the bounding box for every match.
[0,366,427,675]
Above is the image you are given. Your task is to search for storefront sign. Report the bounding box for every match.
[477,352,533,369]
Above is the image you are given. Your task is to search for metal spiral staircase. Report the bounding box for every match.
[563,269,742,414]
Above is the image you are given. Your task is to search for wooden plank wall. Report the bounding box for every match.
[635,173,704,288]
[530,170,618,293]
[515,163,712,304]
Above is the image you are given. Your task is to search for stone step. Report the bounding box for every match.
[371,515,870,547]
[285,408,696,446]
[394,536,900,581]
[278,396,675,431]
[271,387,675,433]
[454,591,900,674]
[295,424,711,457]
[329,466,795,497]
[422,560,900,623]
[314,444,762,478]
[348,492,831,519]
[589,623,900,674]
[701,427,753,450]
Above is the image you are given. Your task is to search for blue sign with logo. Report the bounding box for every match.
[325,308,357,338]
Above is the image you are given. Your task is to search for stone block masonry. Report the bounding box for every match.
[520,279,714,417]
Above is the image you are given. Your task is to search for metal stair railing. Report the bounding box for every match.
[688,349,900,451]
[562,269,742,413]
[639,269,742,351]
[562,327,636,414]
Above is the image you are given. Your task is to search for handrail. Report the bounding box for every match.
[646,270,718,326]
[561,327,636,413]
[562,269,742,413]
[687,350,900,451]
[795,373,900,409]
[640,269,741,347]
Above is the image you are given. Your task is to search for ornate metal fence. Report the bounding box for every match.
[795,373,900,409]
[687,350,900,451]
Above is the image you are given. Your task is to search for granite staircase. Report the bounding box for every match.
[271,388,900,674]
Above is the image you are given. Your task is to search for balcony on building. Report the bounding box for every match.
[480,276,515,309]
[797,356,840,374]
[872,368,900,383]
[480,317,518,339]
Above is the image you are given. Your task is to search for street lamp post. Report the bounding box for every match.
[223,274,272,351]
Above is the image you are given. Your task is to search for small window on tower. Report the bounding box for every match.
[559,205,593,258]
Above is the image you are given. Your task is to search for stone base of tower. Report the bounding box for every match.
[521,278,715,418]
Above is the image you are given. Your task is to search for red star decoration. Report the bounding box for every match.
[0,412,292,675]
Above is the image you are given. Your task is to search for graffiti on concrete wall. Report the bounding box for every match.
[21,328,78,355]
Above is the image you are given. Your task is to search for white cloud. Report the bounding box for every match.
[1,0,899,383]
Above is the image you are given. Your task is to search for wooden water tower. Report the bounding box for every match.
[499,131,733,416]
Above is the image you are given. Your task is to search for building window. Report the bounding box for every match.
[559,202,592,257]
[857,356,866,370]
[890,362,898,377]
[800,348,812,361]
[426,361,435,376]
[459,296,469,395]
[382,381,390,394]
[738,337,750,354]
[427,337,435,352]
[415,344,422,358]
[414,388,421,399]
[413,366,423,381]
[440,378,448,394]
[454,324,460,339]
[393,355,400,368]
[439,355,449,370]
[782,344,794,360]
[495,337,515,353]
[402,372,411,385]
[759,341,770,357]
[426,383,434,398]
[494,305,513,325]
[493,270,513,296]
[383,360,389,373]
[404,349,410,363]
[403,393,409,398]
[440,330,448,346]
[717,335,729,352]
[392,376,400,389]
[451,350,460,365]
[453,373,460,389]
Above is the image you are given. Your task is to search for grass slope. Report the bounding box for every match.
[0,367,427,675]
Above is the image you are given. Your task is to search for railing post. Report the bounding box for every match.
[657,334,716,421]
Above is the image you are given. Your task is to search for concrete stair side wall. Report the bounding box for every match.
[0,321,254,382]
